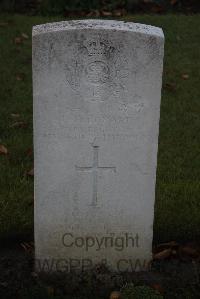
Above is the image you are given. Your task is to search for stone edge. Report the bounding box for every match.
[32,19,164,39]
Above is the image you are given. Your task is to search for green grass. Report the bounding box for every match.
[0,14,200,242]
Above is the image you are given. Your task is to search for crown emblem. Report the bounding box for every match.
[83,39,115,58]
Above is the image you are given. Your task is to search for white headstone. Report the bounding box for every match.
[33,20,164,272]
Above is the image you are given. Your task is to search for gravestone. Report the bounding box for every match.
[32,20,164,272]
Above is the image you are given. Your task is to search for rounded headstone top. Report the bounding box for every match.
[32,19,164,39]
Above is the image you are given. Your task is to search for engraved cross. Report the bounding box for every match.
[75,145,116,206]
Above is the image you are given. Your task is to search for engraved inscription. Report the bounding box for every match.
[85,61,109,84]
[75,144,116,206]
[83,40,115,57]
[42,108,146,142]
[64,37,131,102]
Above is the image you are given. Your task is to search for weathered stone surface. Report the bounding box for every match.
[33,20,164,272]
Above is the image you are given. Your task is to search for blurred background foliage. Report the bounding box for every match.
[0,0,199,15]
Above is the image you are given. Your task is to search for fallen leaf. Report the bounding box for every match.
[151,284,164,294]
[86,11,95,17]
[27,168,34,176]
[20,242,34,252]
[16,73,25,81]
[26,148,33,157]
[101,10,112,17]
[10,121,27,128]
[153,248,172,260]
[156,240,178,249]
[164,83,177,92]
[21,32,29,39]
[113,9,125,17]
[182,74,189,80]
[110,291,121,299]
[20,243,27,251]
[14,37,23,44]
[86,9,100,17]
[0,144,8,155]
[179,244,199,259]
[93,10,100,17]
[11,113,20,118]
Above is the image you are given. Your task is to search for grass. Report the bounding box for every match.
[0,13,200,243]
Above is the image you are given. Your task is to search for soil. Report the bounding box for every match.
[0,242,200,299]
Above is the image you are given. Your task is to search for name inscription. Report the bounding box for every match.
[42,108,146,142]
